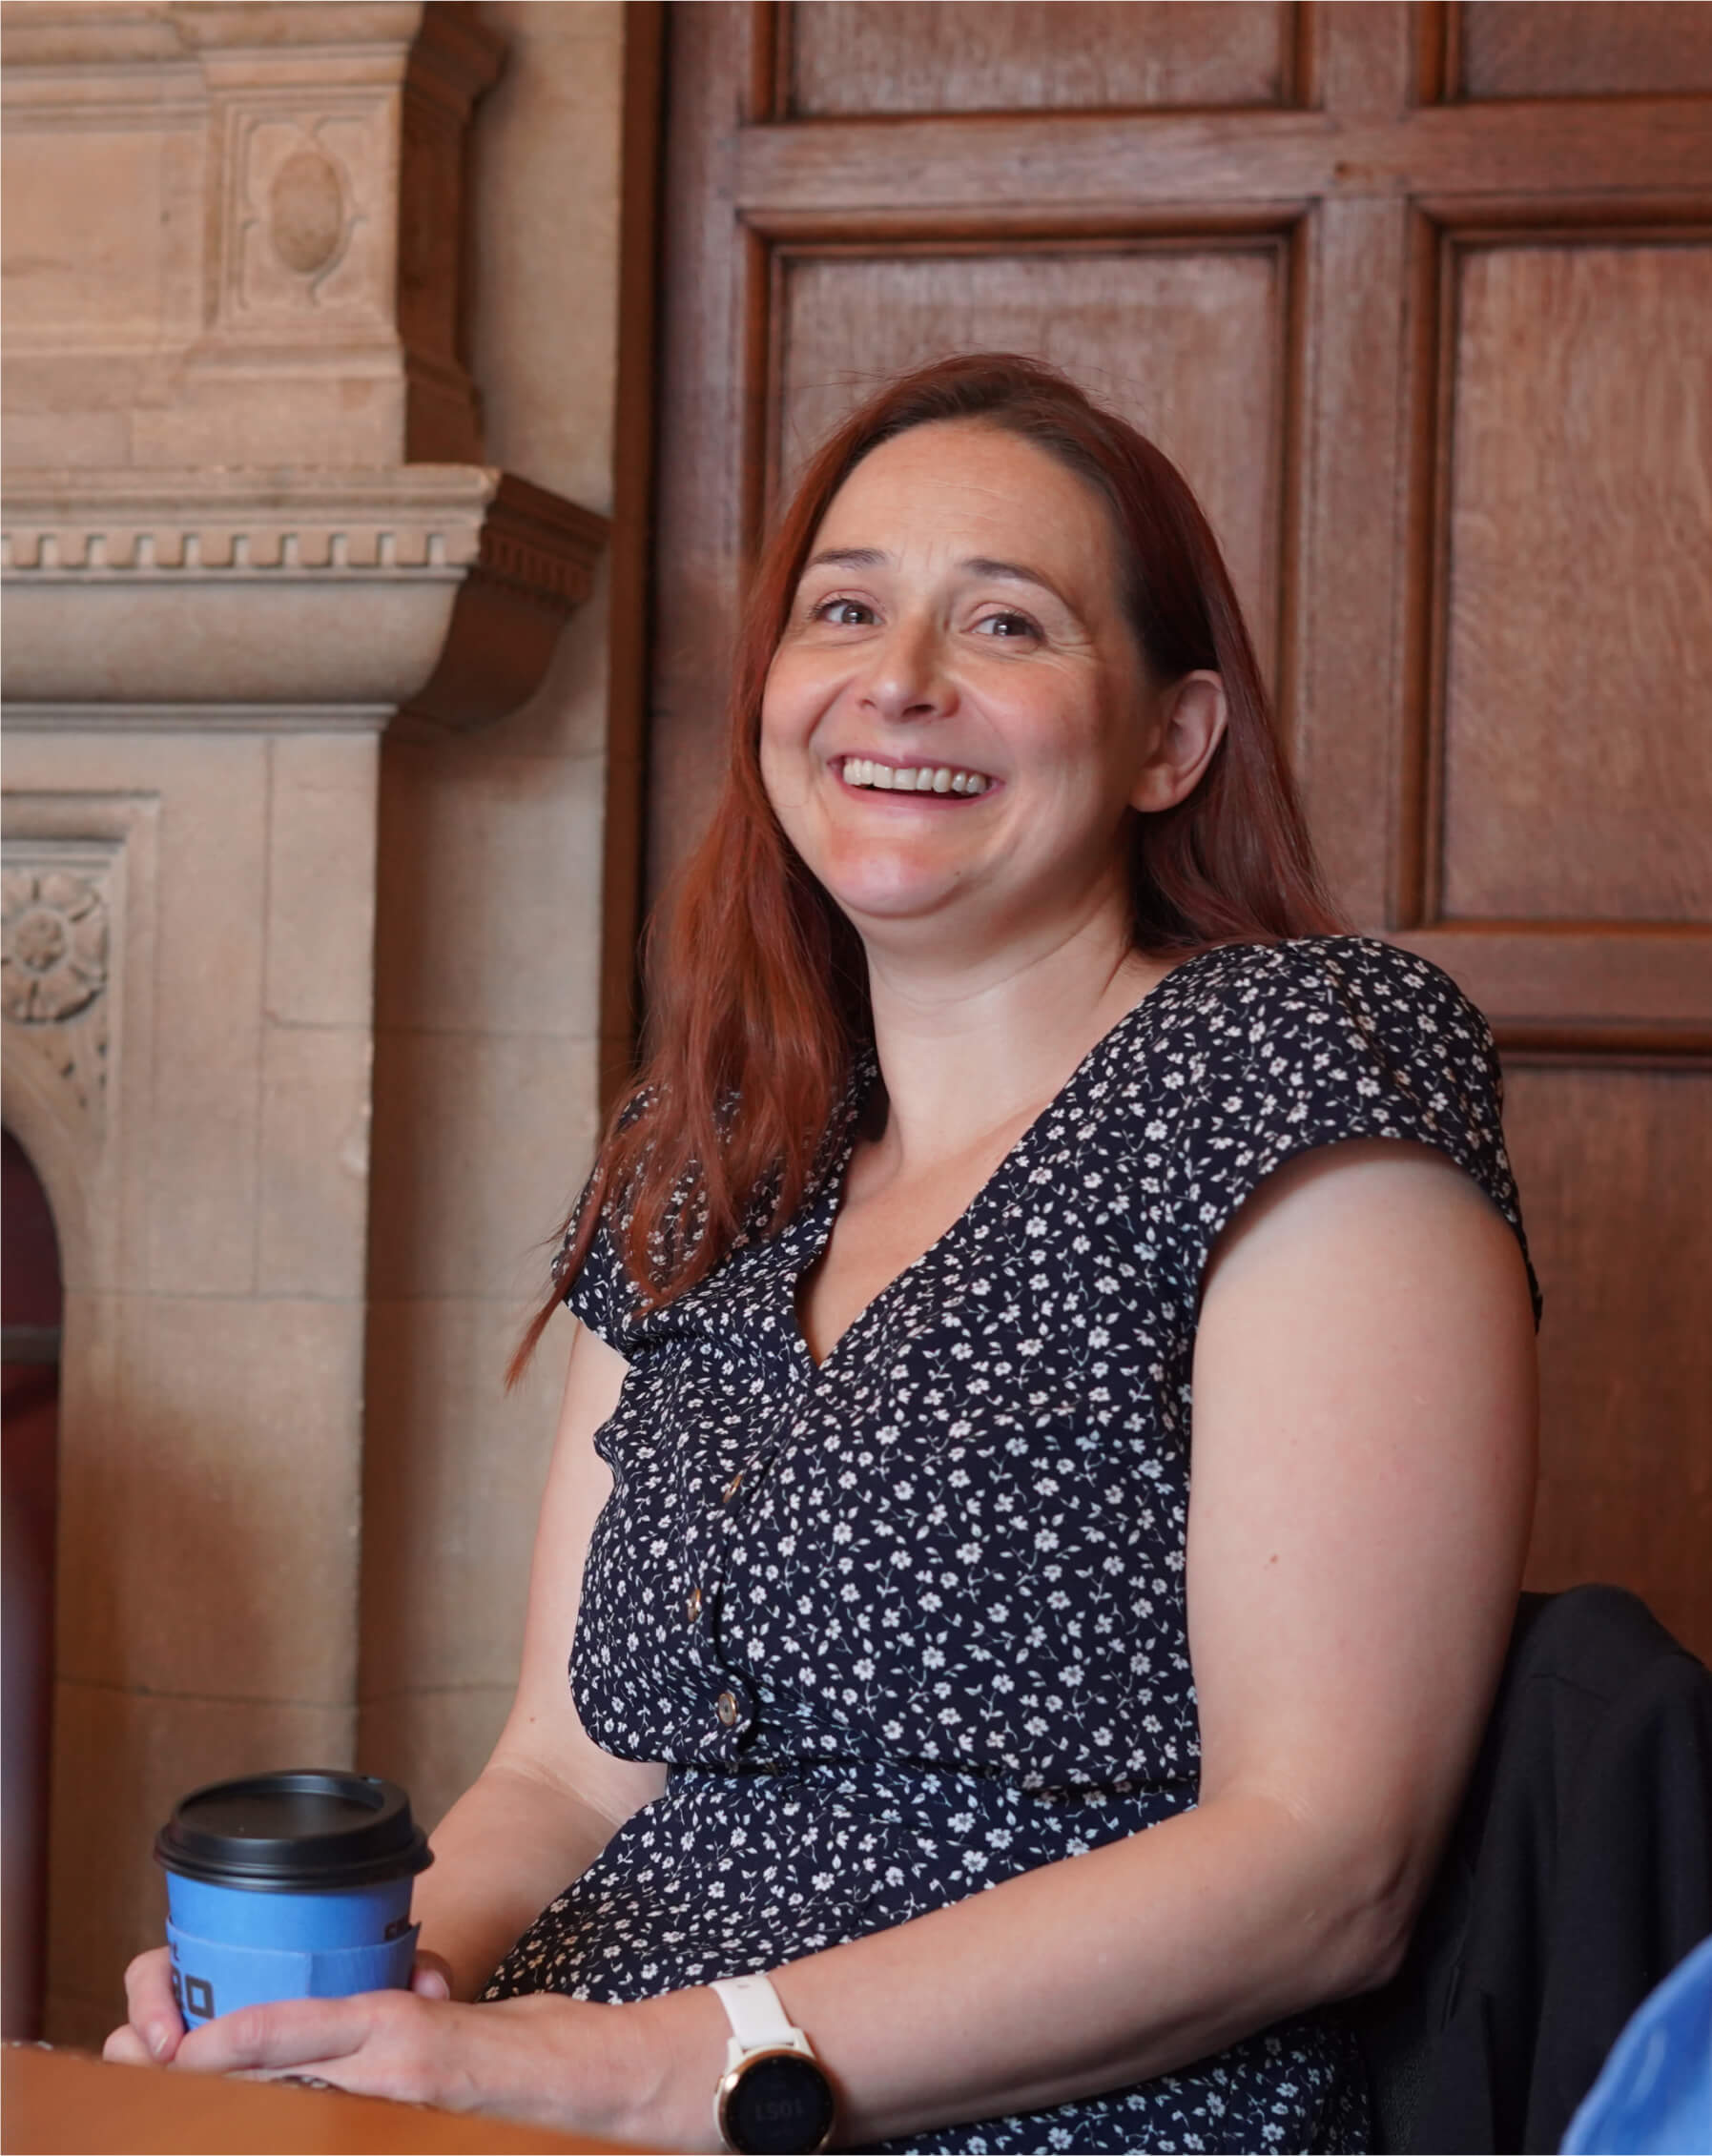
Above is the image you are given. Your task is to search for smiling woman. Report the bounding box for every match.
[110,357,1538,2156]
[514,356,1340,1345]
[761,424,1185,945]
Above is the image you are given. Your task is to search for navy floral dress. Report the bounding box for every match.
[484,937,1539,2153]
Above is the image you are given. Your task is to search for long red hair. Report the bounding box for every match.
[508,353,1341,1379]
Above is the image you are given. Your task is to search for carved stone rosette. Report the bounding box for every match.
[0,846,116,1128]
[1,867,107,1023]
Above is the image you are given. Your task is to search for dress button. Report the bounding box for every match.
[721,1473,743,1504]
[686,1586,703,1623]
[715,1690,738,1728]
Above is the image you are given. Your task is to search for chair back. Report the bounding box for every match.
[1346,1587,1712,2154]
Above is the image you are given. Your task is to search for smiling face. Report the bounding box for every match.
[759,419,1180,966]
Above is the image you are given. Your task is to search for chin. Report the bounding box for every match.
[830,878,972,934]
[805,842,952,911]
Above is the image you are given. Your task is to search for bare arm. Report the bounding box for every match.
[413,1318,666,2000]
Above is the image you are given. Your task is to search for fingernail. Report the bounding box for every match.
[149,2026,173,2060]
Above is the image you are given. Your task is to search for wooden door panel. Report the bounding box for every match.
[734,105,1712,219]
[785,2,1297,118]
[773,243,1286,674]
[1504,1063,1712,1653]
[1439,238,1712,924]
[1456,2,1712,100]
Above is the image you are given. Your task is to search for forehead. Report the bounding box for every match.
[811,420,1121,592]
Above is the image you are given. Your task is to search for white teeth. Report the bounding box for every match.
[841,757,990,796]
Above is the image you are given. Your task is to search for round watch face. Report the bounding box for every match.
[723,2047,837,2154]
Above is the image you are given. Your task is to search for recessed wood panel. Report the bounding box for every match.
[787,3,1293,117]
[1504,1064,1712,1662]
[774,246,1286,683]
[1438,240,1712,924]
[1458,2,1712,99]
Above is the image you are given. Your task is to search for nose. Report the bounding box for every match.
[857,612,955,726]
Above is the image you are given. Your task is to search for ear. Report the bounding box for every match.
[1129,671,1228,814]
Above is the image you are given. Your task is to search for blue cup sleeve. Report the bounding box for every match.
[169,1920,420,2024]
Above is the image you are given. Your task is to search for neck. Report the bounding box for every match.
[856,900,1170,1181]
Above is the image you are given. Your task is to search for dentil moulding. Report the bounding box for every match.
[1,466,609,728]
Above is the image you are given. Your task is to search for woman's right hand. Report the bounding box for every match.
[102,1943,450,2068]
[103,1944,184,2065]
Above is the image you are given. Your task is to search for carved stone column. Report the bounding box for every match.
[1,1,608,2043]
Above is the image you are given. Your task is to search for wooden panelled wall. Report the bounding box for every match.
[641,1,1712,1658]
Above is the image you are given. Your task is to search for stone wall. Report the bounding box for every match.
[359,0,626,1834]
[1,0,626,2041]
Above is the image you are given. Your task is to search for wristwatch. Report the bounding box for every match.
[711,1972,838,2154]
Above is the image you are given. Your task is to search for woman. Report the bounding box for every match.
[111,355,1539,2152]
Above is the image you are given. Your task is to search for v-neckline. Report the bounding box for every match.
[792,946,1229,1375]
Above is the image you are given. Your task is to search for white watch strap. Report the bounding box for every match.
[712,1972,810,2066]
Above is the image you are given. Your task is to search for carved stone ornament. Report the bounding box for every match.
[265,138,354,283]
[0,845,116,1126]
[0,468,608,727]
[1,868,109,1024]
[1,1,506,470]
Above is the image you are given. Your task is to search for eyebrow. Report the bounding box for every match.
[800,547,1075,612]
[802,547,887,574]
[962,556,1071,608]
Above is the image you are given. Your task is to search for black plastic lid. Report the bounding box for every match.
[155,1770,433,1892]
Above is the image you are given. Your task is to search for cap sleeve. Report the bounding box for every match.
[1167,938,1541,1324]
[555,1175,639,1352]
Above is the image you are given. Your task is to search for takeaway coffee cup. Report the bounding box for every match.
[155,1769,433,2028]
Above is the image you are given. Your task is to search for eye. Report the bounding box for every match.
[975,609,1041,642]
[814,596,877,627]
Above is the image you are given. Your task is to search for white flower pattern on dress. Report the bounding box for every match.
[484,938,1538,2154]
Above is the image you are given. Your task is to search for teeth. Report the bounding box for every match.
[841,757,989,796]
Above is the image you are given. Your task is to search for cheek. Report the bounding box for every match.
[759,648,810,751]
[756,693,793,795]
[757,691,813,833]
[758,650,835,791]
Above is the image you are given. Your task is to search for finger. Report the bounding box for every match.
[122,1948,185,2062]
[103,2024,158,2067]
[410,1955,452,2001]
[173,1995,374,2076]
